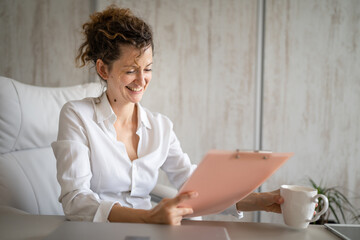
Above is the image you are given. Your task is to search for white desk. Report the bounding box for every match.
[0,207,339,240]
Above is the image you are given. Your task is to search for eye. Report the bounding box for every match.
[126,70,136,74]
[145,68,152,72]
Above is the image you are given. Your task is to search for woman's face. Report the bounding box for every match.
[103,45,153,105]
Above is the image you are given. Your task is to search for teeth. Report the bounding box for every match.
[127,86,142,92]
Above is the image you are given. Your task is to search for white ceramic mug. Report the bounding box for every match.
[280,185,329,229]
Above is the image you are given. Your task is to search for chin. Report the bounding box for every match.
[129,96,143,104]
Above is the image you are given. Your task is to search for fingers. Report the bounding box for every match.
[151,192,197,225]
[168,192,197,223]
[163,207,193,225]
[260,190,283,214]
[266,203,282,214]
[170,216,182,226]
[176,207,194,216]
[272,189,280,195]
[169,191,198,206]
[271,189,283,203]
[276,196,284,204]
[263,191,283,206]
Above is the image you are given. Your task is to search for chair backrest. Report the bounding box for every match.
[0,76,102,215]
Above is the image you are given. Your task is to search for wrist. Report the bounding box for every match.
[108,204,152,223]
[141,209,152,224]
[236,192,259,211]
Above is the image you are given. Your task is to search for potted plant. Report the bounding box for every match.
[309,178,360,224]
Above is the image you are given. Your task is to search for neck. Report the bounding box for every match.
[106,92,137,126]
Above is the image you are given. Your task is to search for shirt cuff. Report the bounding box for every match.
[93,201,119,222]
[221,204,244,219]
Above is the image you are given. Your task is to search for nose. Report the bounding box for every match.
[135,71,146,86]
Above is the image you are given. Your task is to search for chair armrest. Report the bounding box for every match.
[0,205,30,215]
[150,184,177,203]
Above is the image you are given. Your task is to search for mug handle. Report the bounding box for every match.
[308,194,329,222]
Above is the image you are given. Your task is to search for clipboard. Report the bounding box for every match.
[177,150,293,217]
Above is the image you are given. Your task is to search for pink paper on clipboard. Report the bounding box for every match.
[177,150,293,217]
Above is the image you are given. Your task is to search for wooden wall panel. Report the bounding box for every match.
[0,0,93,86]
[261,0,360,223]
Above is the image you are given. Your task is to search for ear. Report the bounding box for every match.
[96,59,109,80]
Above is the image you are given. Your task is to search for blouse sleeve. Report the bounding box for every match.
[51,102,118,222]
[160,129,197,190]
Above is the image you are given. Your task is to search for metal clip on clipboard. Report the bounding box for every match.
[235,149,272,159]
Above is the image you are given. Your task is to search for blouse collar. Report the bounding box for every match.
[95,93,151,129]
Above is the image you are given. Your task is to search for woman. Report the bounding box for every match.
[52,5,283,225]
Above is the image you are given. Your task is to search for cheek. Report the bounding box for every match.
[117,75,134,87]
[146,74,152,84]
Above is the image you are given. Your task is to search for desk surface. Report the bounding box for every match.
[0,207,339,240]
[183,220,340,240]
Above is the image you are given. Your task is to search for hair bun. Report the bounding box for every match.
[76,5,153,69]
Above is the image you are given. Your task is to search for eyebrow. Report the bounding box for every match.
[123,62,153,68]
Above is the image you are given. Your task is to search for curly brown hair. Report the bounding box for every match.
[76,5,153,71]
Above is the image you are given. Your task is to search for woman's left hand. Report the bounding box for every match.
[236,189,284,213]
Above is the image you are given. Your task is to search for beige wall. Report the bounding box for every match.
[261,0,360,223]
[1,0,359,223]
[0,0,93,87]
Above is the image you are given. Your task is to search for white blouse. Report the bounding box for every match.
[52,93,241,222]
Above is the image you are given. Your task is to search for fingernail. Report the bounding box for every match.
[191,192,199,197]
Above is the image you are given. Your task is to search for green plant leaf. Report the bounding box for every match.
[353,214,360,223]
[343,205,360,222]
[335,191,356,209]
[329,204,340,224]
[333,198,347,223]
[308,178,360,224]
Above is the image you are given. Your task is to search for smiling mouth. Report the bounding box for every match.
[126,86,143,92]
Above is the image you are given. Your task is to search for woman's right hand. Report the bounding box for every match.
[145,191,198,225]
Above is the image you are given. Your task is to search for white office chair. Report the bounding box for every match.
[0,76,175,215]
